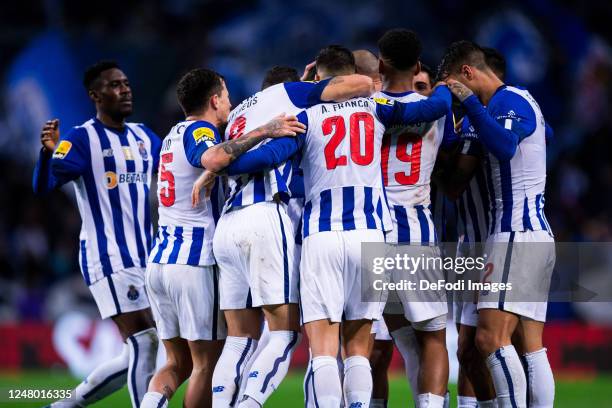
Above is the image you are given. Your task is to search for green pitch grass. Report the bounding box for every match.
[0,370,610,407]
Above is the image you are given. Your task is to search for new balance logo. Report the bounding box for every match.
[349,403,364,408]
[249,371,259,378]
[212,386,225,393]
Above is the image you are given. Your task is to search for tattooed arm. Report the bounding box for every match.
[200,114,306,173]
[320,74,380,102]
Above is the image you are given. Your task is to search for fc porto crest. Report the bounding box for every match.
[137,141,148,160]
[127,285,140,301]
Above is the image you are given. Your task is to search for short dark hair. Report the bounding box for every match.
[438,40,487,77]
[377,28,422,71]
[482,47,506,80]
[261,66,300,90]
[419,63,435,86]
[176,68,224,116]
[315,45,355,76]
[83,60,120,90]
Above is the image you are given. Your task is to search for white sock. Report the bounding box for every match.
[237,322,270,402]
[212,336,258,407]
[457,395,478,407]
[304,350,315,408]
[390,325,420,398]
[343,356,372,408]
[69,343,129,406]
[312,356,342,408]
[444,390,450,408]
[370,398,387,408]
[523,348,554,408]
[236,396,260,408]
[486,345,527,408]
[417,392,445,408]
[127,328,159,408]
[477,399,498,407]
[241,331,301,405]
[140,392,168,408]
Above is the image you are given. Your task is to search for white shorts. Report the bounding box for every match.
[383,244,448,324]
[300,229,386,324]
[145,263,226,341]
[478,230,555,322]
[453,300,478,327]
[214,201,299,309]
[371,319,392,341]
[89,267,150,319]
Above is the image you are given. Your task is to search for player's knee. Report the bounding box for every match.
[475,327,505,356]
[166,352,193,380]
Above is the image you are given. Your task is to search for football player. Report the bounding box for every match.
[441,40,555,408]
[33,61,160,408]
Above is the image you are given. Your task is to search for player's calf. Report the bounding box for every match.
[305,319,343,408]
[413,317,449,408]
[517,320,554,408]
[212,309,262,407]
[342,319,375,408]
[477,309,526,408]
[369,338,393,408]
[141,338,192,408]
[457,324,496,404]
[184,340,224,408]
[238,304,301,407]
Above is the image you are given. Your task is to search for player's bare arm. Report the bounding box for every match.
[320,74,380,102]
[191,169,218,206]
[40,119,60,152]
[200,113,305,173]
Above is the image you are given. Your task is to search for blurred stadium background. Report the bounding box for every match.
[1,0,612,406]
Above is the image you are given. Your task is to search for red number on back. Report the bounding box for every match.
[159,153,175,207]
[350,112,375,166]
[323,116,347,169]
[323,113,375,169]
[229,115,247,140]
[381,133,423,186]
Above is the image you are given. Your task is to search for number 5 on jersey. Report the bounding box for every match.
[159,152,175,206]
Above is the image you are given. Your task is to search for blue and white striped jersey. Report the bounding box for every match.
[33,118,161,285]
[455,118,490,243]
[221,86,453,239]
[222,80,330,213]
[149,120,225,266]
[377,90,457,244]
[463,86,552,235]
[298,99,392,238]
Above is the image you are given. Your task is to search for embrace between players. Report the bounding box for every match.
[34,28,555,408]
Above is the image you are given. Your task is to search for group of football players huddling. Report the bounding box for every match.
[35,27,555,408]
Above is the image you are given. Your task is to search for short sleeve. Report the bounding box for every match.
[183,121,220,168]
[283,78,332,108]
[488,91,537,142]
[50,127,90,182]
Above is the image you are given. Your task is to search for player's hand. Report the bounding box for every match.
[41,119,60,152]
[301,61,316,81]
[261,114,307,138]
[192,170,218,207]
[446,79,474,102]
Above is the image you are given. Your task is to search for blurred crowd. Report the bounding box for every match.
[0,0,611,323]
